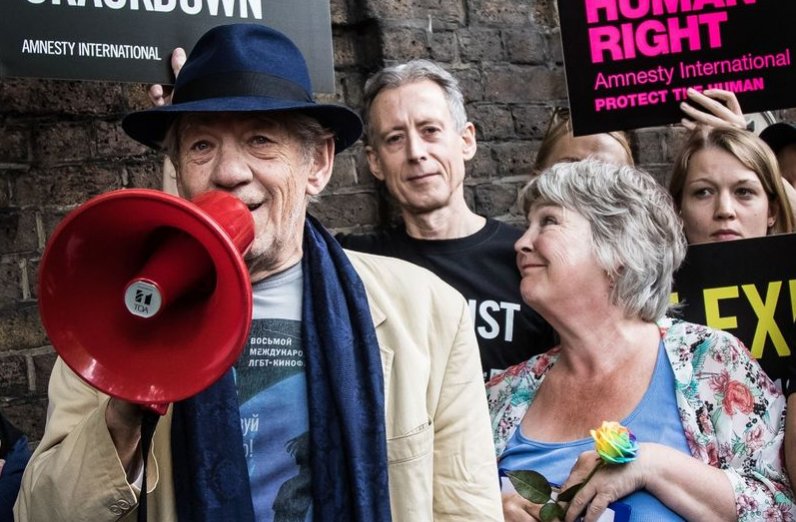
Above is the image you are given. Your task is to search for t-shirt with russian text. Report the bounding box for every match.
[233,263,310,521]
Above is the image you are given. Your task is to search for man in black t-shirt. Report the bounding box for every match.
[338,60,556,379]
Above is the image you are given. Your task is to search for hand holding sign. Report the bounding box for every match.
[148,47,187,107]
[147,47,186,196]
[680,88,746,131]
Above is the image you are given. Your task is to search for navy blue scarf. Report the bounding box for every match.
[0,414,30,522]
[170,215,391,521]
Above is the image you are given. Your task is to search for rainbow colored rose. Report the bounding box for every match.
[590,421,639,464]
[509,421,639,521]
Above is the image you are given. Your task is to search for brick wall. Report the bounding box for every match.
[0,0,781,444]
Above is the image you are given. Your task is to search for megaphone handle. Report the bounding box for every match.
[137,410,160,522]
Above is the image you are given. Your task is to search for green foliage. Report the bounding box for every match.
[506,470,569,521]
[540,502,567,522]
[556,481,584,502]
[505,470,553,504]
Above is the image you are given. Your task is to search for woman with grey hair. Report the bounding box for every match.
[488,159,793,521]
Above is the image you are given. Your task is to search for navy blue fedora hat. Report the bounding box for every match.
[122,23,362,153]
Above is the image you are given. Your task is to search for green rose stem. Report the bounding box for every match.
[556,459,605,501]
[506,462,610,521]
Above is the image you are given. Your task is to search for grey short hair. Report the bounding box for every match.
[520,159,686,321]
[362,59,468,144]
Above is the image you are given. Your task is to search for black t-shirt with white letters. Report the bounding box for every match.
[338,219,557,380]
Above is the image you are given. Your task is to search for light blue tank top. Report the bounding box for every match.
[499,342,691,522]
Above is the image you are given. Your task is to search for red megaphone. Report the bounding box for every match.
[38,189,254,412]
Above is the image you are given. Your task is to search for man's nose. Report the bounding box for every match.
[211,143,252,189]
[406,131,428,162]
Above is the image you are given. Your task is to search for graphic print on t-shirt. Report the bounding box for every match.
[235,318,311,521]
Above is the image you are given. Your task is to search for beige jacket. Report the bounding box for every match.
[16,251,502,521]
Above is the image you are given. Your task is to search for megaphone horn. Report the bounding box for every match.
[121,191,253,320]
[38,189,254,407]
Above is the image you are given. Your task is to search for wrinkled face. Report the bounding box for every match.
[542,133,630,170]
[776,143,796,189]
[175,112,331,279]
[365,80,476,215]
[514,204,609,315]
[679,147,775,244]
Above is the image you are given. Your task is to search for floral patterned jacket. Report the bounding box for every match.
[487,317,796,520]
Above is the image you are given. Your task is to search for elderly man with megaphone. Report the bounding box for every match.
[15,23,502,522]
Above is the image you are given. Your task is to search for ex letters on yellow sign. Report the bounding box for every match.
[672,233,796,385]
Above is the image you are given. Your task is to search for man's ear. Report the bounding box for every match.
[461,122,477,161]
[306,138,335,196]
[162,157,180,196]
[365,144,386,182]
[171,157,189,198]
